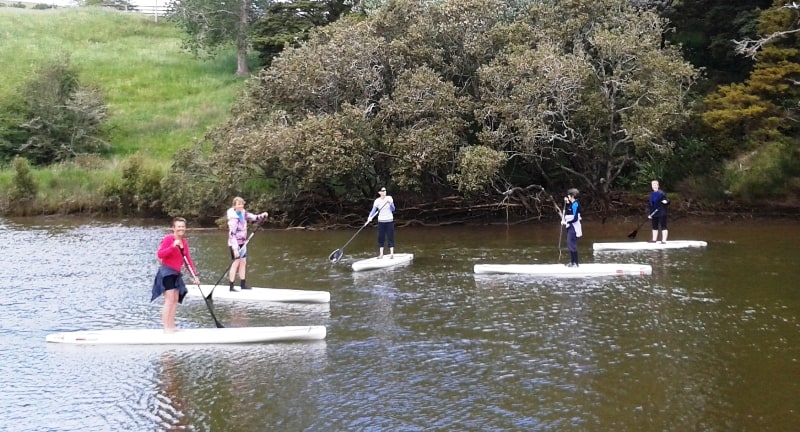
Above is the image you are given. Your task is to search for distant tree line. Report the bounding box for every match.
[3,0,797,223]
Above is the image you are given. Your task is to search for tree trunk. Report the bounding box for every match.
[235,0,250,77]
[236,48,249,76]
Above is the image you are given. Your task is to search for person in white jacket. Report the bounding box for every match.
[561,188,582,267]
[366,187,396,259]
[226,196,267,291]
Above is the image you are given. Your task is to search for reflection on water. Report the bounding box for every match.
[1,217,799,430]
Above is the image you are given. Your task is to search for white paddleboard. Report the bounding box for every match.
[474,263,652,277]
[45,326,327,345]
[352,253,414,271]
[593,240,707,251]
[188,285,330,303]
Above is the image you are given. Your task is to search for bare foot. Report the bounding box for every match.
[164,327,179,334]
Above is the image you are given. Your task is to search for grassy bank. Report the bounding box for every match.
[0,7,246,215]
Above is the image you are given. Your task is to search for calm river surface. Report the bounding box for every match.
[1,216,798,431]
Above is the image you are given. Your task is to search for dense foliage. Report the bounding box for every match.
[251,0,351,68]
[702,0,800,199]
[0,56,109,165]
[163,0,699,221]
[3,1,799,221]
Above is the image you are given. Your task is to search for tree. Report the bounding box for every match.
[733,2,800,58]
[666,0,773,91]
[167,0,699,221]
[479,0,698,202]
[703,0,800,199]
[17,57,109,165]
[168,0,272,76]
[251,0,352,68]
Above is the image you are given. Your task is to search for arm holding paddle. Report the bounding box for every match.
[647,180,670,243]
[329,190,393,263]
[153,217,216,331]
[366,197,393,224]
[228,207,268,259]
[178,245,225,328]
[226,196,268,290]
[177,240,200,285]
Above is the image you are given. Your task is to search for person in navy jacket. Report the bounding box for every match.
[648,180,670,243]
[561,188,582,267]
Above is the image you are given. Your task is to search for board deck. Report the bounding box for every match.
[593,240,707,251]
[45,326,327,345]
[474,263,652,277]
[351,253,414,272]
[188,285,330,303]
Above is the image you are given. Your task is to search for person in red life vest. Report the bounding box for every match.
[152,217,199,332]
[226,196,268,291]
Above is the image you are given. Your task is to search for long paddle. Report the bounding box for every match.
[328,220,370,263]
[557,201,567,261]
[205,220,264,300]
[627,209,658,239]
[179,247,224,328]
[329,201,389,263]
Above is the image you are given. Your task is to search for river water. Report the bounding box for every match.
[0,216,798,431]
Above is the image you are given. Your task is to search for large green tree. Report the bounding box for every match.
[478,0,698,202]
[666,0,773,90]
[702,0,800,199]
[163,0,699,221]
[250,0,351,68]
[168,0,272,76]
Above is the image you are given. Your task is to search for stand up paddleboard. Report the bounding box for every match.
[593,240,707,251]
[188,285,330,303]
[352,253,414,271]
[45,326,327,345]
[474,263,652,277]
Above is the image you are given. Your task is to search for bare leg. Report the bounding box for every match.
[163,289,179,332]
[238,258,247,280]
[229,260,241,291]
[229,260,240,283]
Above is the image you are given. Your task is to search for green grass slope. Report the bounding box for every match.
[0,6,246,159]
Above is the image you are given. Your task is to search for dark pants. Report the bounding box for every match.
[567,226,578,252]
[377,221,395,248]
[651,216,668,230]
[567,226,579,265]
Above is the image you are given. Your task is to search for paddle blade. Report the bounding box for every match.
[627,229,638,239]
[329,249,343,263]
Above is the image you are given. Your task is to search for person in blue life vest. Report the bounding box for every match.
[366,186,396,259]
[561,188,582,267]
[647,180,670,243]
[226,196,268,291]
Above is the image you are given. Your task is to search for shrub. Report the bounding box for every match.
[17,56,110,165]
[102,154,165,216]
[10,156,38,206]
